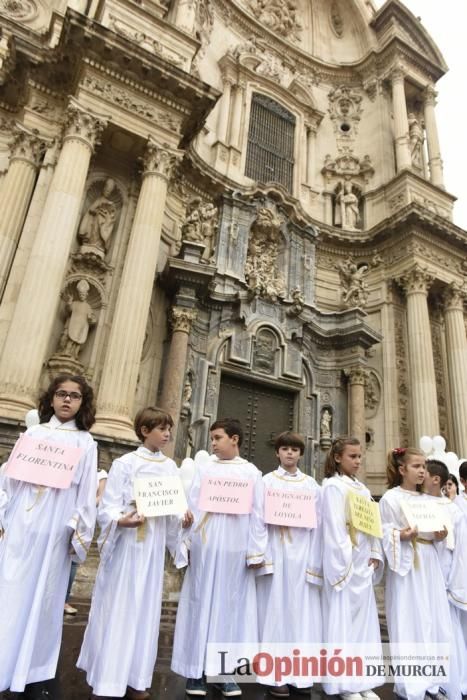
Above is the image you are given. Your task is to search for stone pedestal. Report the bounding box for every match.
[442,283,467,456]
[94,140,181,439]
[0,100,107,417]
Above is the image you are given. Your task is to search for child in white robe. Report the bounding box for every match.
[256,431,322,698]
[0,374,98,693]
[379,447,451,700]
[78,407,190,699]
[455,462,467,515]
[171,417,267,698]
[424,460,467,700]
[321,436,384,700]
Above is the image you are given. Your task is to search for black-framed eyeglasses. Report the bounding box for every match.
[54,390,82,401]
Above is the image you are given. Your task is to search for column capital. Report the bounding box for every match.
[170,306,197,333]
[344,366,369,386]
[63,98,108,151]
[390,62,406,83]
[442,282,467,312]
[141,139,183,180]
[396,264,434,296]
[424,83,438,107]
[9,123,47,168]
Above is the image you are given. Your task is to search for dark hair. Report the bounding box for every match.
[38,374,95,431]
[459,461,467,482]
[134,407,173,442]
[426,459,449,488]
[386,447,425,489]
[446,473,459,494]
[324,436,360,478]
[210,418,243,447]
[274,431,305,455]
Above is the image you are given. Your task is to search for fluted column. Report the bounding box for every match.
[0,124,46,298]
[442,283,467,456]
[424,84,444,188]
[0,100,107,417]
[398,265,439,440]
[391,65,412,172]
[94,140,182,439]
[0,140,60,354]
[346,366,368,478]
[229,82,244,150]
[216,77,233,144]
[160,306,197,457]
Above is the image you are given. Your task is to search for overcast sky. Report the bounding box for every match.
[375,0,467,230]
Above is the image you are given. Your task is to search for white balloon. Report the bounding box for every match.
[445,452,458,470]
[25,409,40,428]
[194,450,210,466]
[430,450,447,464]
[432,435,446,452]
[419,436,433,455]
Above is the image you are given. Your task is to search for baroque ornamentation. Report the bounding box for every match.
[244,207,286,303]
[430,314,447,436]
[142,139,182,179]
[396,264,434,296]
[328,85,363,137]
[330,1,343,37]
[63,100,108,150]
[252,329,276,375]
[320,408,332,439]
[442,282,467,312]
[0,0,37,20]
[345,366,369,386]
[322,147,374,184]
[336,258,369,308]
[181,197,218,262]
[108,14,186,68]
[334,181,361,231]
[10,124,46,167]
[394,309,409,446]
[248,0,302,41]
[407,112,424,173]
[78,179,122,259]
[57,279,98,360]
[171,307,197,334]
[364,371,381,418]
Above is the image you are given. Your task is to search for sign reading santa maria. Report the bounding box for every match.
[198,476,254,514]
[5,434,83,489]
[133,476,188,517]
[400,497,446,533]
[348,490,383,538]
[264,488,317,528]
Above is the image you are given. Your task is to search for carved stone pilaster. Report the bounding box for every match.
[63,99,108,150]
[170,306,197,334]
[142,139,182,180]
[396,265,434,296]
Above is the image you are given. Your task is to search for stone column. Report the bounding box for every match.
[424,84,444,188]
[442,283,467,456]
[0,125,46,298]
[305,124,316,187]
[0,100,107,417]
[391,65,412,172]
[94,140,181,439]
[159,306,197,457]
[398,265,439,441]
[0,140,60,354]
[346,366,368,478]
[216,77,233,144]
[229,82,244,150]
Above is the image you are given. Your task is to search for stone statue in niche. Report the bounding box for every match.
[78,179,119,259]
[336,258,369,308]
[253,330,276,374]
[408,113,424,171]
[181,197,218,262]
[245,207,286,302]
[335,181,361,231]
[320,408,332,439]
[58,279,97,359]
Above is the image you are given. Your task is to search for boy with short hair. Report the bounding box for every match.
[171,417,267,698]
[256,431,322,698]
[424,460,467,700]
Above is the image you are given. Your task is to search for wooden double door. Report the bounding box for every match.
[217,374,295,473]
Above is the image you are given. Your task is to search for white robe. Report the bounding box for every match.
[379,487,452,700]
[171,455,267,679]
[322,474,384,695]
[256,467,322,688]
[0,416,97,692]
[77,447,181,696]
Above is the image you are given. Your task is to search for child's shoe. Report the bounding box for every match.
[360,692,380,700]
[213,681,242,696]
[186,677,208,696]
[269,685,290,697]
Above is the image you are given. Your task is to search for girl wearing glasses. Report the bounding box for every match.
[0,373,97,695]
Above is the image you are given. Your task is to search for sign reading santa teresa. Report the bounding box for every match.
[5,434,83,489]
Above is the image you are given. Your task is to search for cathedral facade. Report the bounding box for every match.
[0,0,466,493]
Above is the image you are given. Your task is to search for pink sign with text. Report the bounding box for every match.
[265,487,317,528]
[5,434,84,489]
[198,476,254,514]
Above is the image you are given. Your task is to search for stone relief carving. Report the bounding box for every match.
[181,197,218,262]
[63,100,107,148]
[322,147,374,184]
[408,113,424,172]
[0,0,37,21]
[364,371,381,418]
[328,85,363,136]
[58,279,98,360]
[330,1,344,37]
[336,258,369,308]
[248,0,302,41]
[244,207,286,302]
[78,179,121,259]
[286,287,305,317]
[108,15,186,68]
[394,309,409,446]
[430,314,447,436]
[252,329,276,374]
[334,181,361,231]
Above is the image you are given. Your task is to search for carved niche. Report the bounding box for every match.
[252,328,277,375]
[244,207,286,302]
